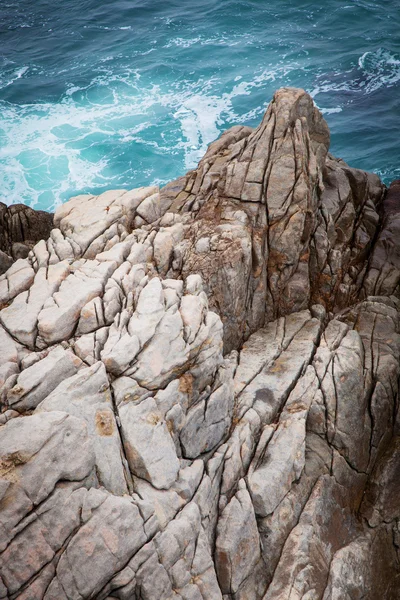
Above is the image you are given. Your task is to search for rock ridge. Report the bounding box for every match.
[0,87,399,599]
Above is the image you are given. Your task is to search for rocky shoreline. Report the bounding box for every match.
[0,88,399,599]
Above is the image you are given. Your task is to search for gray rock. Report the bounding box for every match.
[0,201,53,257]
[0,88,399,599]
[0,411,95,551]
[4,346,82,413]
[215,480,261,594]
[0,251,12,276]
[119,396,180,490]
[37,362,129,495]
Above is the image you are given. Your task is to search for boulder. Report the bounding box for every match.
[0,202,53,256]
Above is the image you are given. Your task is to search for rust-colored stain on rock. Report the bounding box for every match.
[95,410,115,436]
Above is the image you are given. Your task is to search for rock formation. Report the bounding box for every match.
[0,87,399,599]
[0,203,54,275]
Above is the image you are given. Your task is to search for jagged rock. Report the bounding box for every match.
[118,395,181,490]
[0,252,12,277]
[0,202,54,256]
[5,345,82,413]
[0,88,399,599]
[0,258,35,306]
[215,479,261,595]
[37,361,129,496]
[362,179,400,298]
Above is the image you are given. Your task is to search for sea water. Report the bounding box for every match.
[0,0,399,211]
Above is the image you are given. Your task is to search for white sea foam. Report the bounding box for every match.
[0,60,303,209]
[375,166,400,182]
[358,48,400,92]
[320,107,342,115]
[165,37,202,49]
[0,66,29,90]
[0,99,114,209]
[311,48,400,106]
[164,32,254,49]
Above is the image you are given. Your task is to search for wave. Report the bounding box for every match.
[0,61,302,210]
[83,24,132,31]
[163,32,254,49]
[0,66,29,90]
[358,48,400,93]
[1,44,397,211]
[319,107,342,115]
[311,48,400,102]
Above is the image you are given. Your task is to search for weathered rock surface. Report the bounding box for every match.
[0,88,399,599]
[0,203,54,275]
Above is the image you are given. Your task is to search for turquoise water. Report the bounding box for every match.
[0,0,399,211]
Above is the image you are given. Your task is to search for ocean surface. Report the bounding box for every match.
[0,0,399,212]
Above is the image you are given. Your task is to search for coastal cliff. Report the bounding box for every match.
[0,88,399,599]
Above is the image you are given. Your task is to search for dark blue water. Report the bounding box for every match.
[0,0,399,211]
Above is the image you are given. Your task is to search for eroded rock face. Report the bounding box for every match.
[0,203,54,274]
[0,88,399,599]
